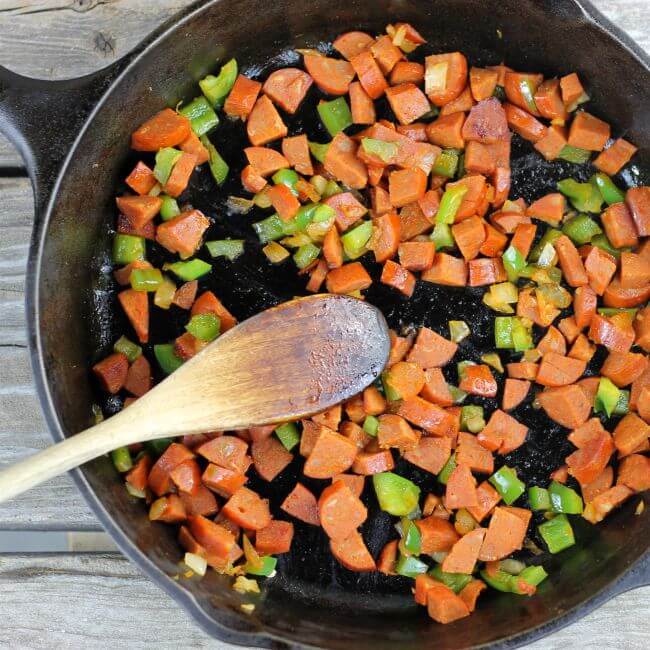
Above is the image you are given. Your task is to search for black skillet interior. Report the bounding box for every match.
[26,0,649,647]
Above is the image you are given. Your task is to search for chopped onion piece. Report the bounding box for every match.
[499,558,526,575]
[523,348,542,363]
[281,233,312,248]
[153,275,176,310]
[263,241,290,263]
[227,196,254,214]
[425,62,448,95]
[233,575,260,594]
[481,352,504,374]
[125,482,146,499]
[184,552,207,577]
[253,187,272,209]
[449,320,470,343]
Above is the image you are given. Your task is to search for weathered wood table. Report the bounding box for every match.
[0,1,647,647]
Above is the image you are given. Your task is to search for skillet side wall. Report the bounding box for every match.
[33,0,649,648]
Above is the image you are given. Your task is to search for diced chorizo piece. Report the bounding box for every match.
[504,103,547,142]
[299,421,329,457]
[398,202,432,240]
[377,539,398,575]
[370,35,403,75]
[124,354,152,397]
[424,52,468,107]
[538,384,592,429]
[603,275,650,309]
[304,55,355,95]
[348,81,376,125]
[568,334,596,363]
[318,481,368,541]
[506,362,539,380]
[324,191,368,231]
[267,183,300,222]
[394,397,455,437]
[398,241,435,272]
[191,291,236,331]
[584,246,617,296]
[537,326,567,356]
[380,260,416,297]
[534,124,568,161]
[467,481,501,523]
[568,111,610,151]
[416,515,460,553]
[202,464,247,498]
[581,466,614,503]
[255,520,294,555]
[332,473,365,498]
[125,453,151,492]
[601,202,639,248]
[390,61,425,85]
[404,436,452,475]
[444,464,478,509]
[188,515,241,569]
[350,50,388,100]
[469,67,499,101]
[125,161,157,195]
[172,280,198,310]
[426,583,470,624]
[241,165,267,193]
[330,530,376,572]
[407,327,458,368]
[459,580,487,613]
[559,72,587,108]
[263,67,313,114]
[613,413,649,457]
[422,253,468,287]
[384,361,426,400]
[179,484,218,517]
[251,436,292,482]
[461,97,509,143]
[452,216,486,261]
[131,108,191,151]
[118,289,148,344]
[536,353,587,387]
[601,351,648,388]
[594,138,638,175]
[385,83,430,125]
[224,75,262,119]
[245,146,289,177]
[534,78,568,121]
[156,209,210,256]
[442,527,486,574]
[116,213,154,240]
[582,485,633,524]
[439,86,474,116]
[448,174,488,220]
[478,506,530,563]
[116,195,162,229]
[377,414,420,452]
[312,405,342,431]
[478,409,528,454]
[634,307,650,352]
[457,432,494,474]
[174,332,205,361]
[93,352,128,394]
[459,364,497,398]
[620,251,650,289]
[426,112,465,149]
[303,428,358,479]
[148,443,195,496]
[504,72,543,115]
[588,314,635,353]
[397,122,428,141]
[420,368,454,406]
[352,448,395,475]
[163,151,196,198]
[566,430,614,485]
[281,483,320,525]
[180,130,209,165]
[617,454,650,492]
[324,132,368,189]
[333,31,374,60]
[480,223,508,257]
[389,168,427,208]
[247,95,288,146]
[464,141,496,175]
[511,222,537,259]
[196,435,249,474]
[370,211,399,263]
[554,235,588,287]
[502,378,530,411]
[325,262,372,294]
[468,258,507,286]
[222,486,271,530]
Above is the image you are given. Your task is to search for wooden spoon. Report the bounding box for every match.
[0,295,389,503]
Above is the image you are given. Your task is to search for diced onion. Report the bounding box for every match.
[263,241,290,263]
[523,349,542,363]
[153,275,176,310]
[184,552,207,577]
[449,320,470,343]
[499,559,526,575]
[233,576,260,594]
[310,175,328,195]
[125,482,146,499]
[425,62,448,95]
[481,353,504,374]
[253,187,272,208]
[536,242,557,268]
[281,233,312,248]
[226,196,254,214]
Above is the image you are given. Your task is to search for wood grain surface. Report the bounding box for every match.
[0,0,647,647]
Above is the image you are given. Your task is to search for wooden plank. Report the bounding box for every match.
[0,135,21,168]
[0,552,646,649]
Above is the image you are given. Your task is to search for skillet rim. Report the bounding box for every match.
[23,0,650,647]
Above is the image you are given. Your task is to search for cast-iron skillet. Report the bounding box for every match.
[0,0,648,647]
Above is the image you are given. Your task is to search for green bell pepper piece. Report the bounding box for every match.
[153,147,183,185]
[111,447,133,473]
[361,138,398,164]
[395,554,428,578]
[460,405,486,433]
[511,317,533,351]
[591,233,623,259]
[436,184,468,224]
[199,58,238,108]
[613,389,630,416]
[245,555,277,577]
[201,135,229,185]
[186,313,221,342]
[381,371,401,401]
[429,566,473,593]
[166,259,212,281]
[275,422,300,451]
[511,566,548,594]
[399,518,422,556]
[591,173,625,205]
[308,141,330,163]
[456,360,475,381]
[179,96,219,136]
[557,178,603,213]
[160,195,181,221]
[293,243,321,269]
[312,203,337,223]
[113,335,142,363]
[373,472,420,516]
[432,149,460,178]
[154,343,184,375]
[322,179,342,199]
[437,453,457,485]
[562,214,602,245]
[282,203,319,235]
[489,466,525,505]
[502,245,527,282]
[318,97,352,136]
[113,234,145,265]
[494,316,514,349]
[363,415,379,437]
[449,320,470,343]
[253,214,285,243]
[272,168,300,195]
[528,486,551,511]
[341,221,373,258]
[539,514,575,553]
[205,239,245,261]
[558,145,591,164]
[448,385,468,404]
[130,268,164,292]
[598,307,638,317]
[430,223,455,250]
[548,480,583,515]
[145,437,173,457]
[593,376,621,418]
